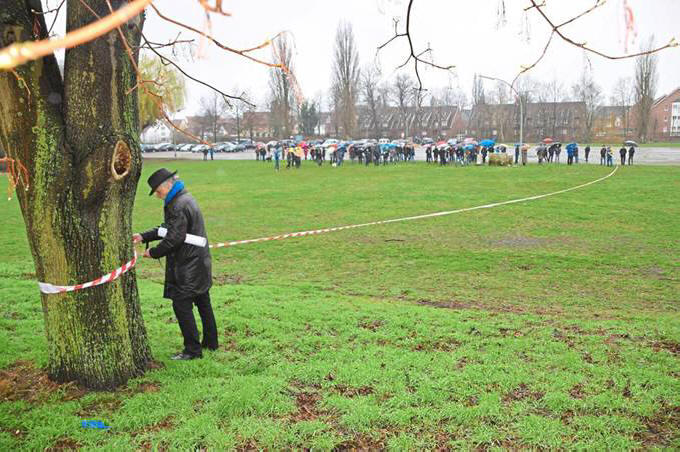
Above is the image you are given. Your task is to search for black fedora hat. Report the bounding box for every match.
[147,168,177,196]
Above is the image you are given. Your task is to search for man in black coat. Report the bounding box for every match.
[133,168,218,360]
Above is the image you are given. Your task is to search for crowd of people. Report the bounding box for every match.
[251,139,638,171]
[258,141,417,171]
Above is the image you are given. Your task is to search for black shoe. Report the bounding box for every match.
[171,352,202,360]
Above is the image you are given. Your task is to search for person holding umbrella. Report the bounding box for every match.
[625,141,637,165]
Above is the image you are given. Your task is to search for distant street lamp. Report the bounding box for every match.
[479,75,524,147]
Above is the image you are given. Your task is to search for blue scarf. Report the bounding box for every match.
[164,180,185,206]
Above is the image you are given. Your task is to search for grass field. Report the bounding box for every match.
[1,160,679,450]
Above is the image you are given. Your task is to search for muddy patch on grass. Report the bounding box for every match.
[569,383,586,399]
[498,328,524,338]
[122,381,161,396]
[333,434,387,450]
[417,299,476,310]
[76,395,122,417]
[488,236,555,248]
[651,340,680,356]
[358,319,384,331]
[604,333,632,345]
[552,329,576,348]
[643,266,679,281]
[412,338,461,352]
[417,298,560,317]
[292,391,323,421]
[130,416,175,438]
[213,274,244,285]
[635,405,680,448]
[0,361,88,404]
[333,384,374,398]
[503,384,544,403]
[45,437,82,451]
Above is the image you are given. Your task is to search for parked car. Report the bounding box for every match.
[158,143,176,152]
[422,137,434,145]
[215,143,235,152]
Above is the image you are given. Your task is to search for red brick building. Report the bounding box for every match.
[650,88,680,142]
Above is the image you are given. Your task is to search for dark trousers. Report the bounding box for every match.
[628,155,634,165]
[172,292,218,356]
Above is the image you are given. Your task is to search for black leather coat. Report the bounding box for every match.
[142,189,212,300]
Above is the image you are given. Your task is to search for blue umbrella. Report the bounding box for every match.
[463,144,475,151]
[479,139,495,147]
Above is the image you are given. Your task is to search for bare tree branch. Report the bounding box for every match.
[527,0,678,61]
[376,0,455,91]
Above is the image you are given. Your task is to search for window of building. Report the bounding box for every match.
[671,102,680,136]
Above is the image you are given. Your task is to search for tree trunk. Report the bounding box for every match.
[0,1,152,389]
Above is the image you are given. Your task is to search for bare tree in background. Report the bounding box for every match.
[491,80,509,105]
[329,86,342,137]
[469,74,487,137]
[572,63,603,143]
[392,74,415,139]
[634,38,659,143]
[361,65,382,139]
[546,79,566,138]
[268,35,295,138]
[331,22,361,139]
[411,88,429,139]
[199,92,228,142]
[472,74,486,106]
[611,77,634,139]
[229,86,249,142]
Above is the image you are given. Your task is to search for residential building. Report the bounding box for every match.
[650,87,680,142]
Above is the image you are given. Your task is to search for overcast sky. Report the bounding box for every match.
[46,0,680,114]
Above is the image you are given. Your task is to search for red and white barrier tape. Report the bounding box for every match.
[38,251,138,294]
[38,166,618,295]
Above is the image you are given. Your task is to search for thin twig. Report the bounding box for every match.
[375,0,455,91]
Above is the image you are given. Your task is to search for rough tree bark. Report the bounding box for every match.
[0,1,152,389]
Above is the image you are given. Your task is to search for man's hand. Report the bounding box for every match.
[132,233,142,244]
[143,249,152,258]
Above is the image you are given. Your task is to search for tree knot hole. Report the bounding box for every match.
[112,141,131,180]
